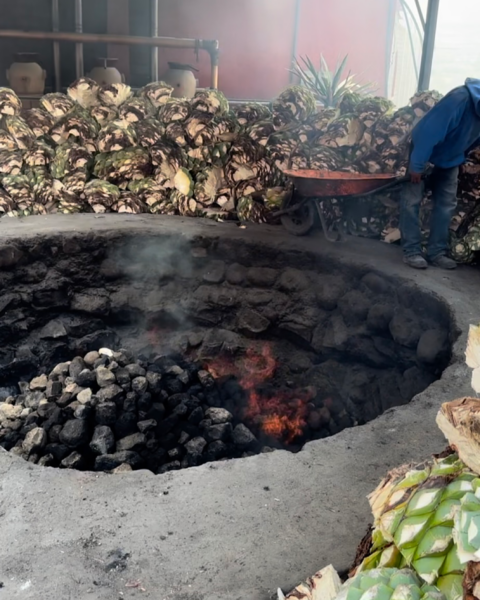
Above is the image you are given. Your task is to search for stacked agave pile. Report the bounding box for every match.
[0,78,283,220]
[278,324,480,600]
[0,80,290,221]
[1,80,480,261]
[0,80,446,224]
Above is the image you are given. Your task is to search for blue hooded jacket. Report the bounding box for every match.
[410,78,480,173]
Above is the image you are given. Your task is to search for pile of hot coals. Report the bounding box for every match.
[0,347,316,474]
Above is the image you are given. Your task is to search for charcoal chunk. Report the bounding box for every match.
[59,419,90,448]
[204,422,233,443]
[46,380,63,399]
[95,451,142,471]
[95,402,117,426]
[114,412,138,439]
[45,443,70,463]
[146,371,162,393]
[96,384,123,403]
[205,440,228,460]
[22,427,47,455]
[69,357,86,380]
[90,425,115,455]
[184,436,207,456]
[232,424,257,449]
[125,364,146,378]
[75,368,96,387]
[61,451,86,469]
[137,419,156,433]
[115,368,131,385]
[205,407,233,424]
[132,376,148,395]
[96,366,116,388]
[116,433,146,453]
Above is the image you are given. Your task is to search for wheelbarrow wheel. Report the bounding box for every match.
[280,195,315,236]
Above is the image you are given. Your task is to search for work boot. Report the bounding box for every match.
[429,255,457,270]
[403,254,428,269]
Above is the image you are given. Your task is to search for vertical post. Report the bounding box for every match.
[418,0,440,91]
[384,0,397,97]
[151,0,159,82]
[210,43,219,89]
[51,0,61,92]
[74,0,84,79]
[107,0,130,83]
[289,0,301,83]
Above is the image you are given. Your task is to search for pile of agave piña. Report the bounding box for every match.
[278,326,480,600]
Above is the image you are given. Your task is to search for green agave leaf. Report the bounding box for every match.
[290,54,374,107]
[393,514,432,551]
[406,489,444,518]
[413,526,453,560]
[345,589,363,600]
[435,574,463,600]
[331,55,349,94]
[438,545,463,576]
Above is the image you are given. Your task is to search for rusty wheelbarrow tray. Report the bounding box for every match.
[275,170,410,241]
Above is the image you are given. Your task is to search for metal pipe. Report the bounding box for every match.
[0,29,219,51]
[400,0,424,46]
[0,29,220,88]
[74,0,84,79]
[399,0,420,81]
[384,0,396,97]
[418,0,440,91]
[289,0,301,84]
[414,0,426,29]
[51,0,61,92]
[151,0,159,82]
[209,41,219,89]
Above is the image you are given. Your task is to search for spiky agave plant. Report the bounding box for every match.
[290,55,375,108]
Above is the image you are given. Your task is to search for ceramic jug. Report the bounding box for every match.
[89,58,124,86]
[163,62,198,99]
[7,53,46,95]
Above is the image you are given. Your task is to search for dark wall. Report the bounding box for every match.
[128,0,151,88]
[0,0,108,92]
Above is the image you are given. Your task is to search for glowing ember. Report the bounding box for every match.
[205,344,312,444]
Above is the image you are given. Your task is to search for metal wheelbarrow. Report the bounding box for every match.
[273,170,411,241]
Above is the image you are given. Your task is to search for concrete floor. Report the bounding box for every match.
[0,215,479,600]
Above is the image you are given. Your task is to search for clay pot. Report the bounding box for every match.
[163,62,198,99]
[88,58,124,86]
[7,53,46,95]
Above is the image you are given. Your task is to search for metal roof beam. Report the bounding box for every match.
[414,0,426,29]
[418,0,440,91]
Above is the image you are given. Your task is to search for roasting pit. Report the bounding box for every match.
[0,215,454,475]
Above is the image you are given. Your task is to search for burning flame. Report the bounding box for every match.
[206,344,311,444]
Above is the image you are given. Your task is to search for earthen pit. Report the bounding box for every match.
[0,224,454,474]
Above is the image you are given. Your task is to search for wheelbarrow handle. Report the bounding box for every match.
[345,174,415,199]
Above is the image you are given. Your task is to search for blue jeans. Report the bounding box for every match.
[400,166,459,259]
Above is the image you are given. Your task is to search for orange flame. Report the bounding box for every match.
[205,344,311,444]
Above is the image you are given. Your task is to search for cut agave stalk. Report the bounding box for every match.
[355,452,478,600]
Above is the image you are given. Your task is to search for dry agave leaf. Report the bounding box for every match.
[436,398,480,476]
[279,565,342,600]
[473,369,480,396]
[466,324,480,370]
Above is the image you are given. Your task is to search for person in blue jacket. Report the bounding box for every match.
[402,78,480,269]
